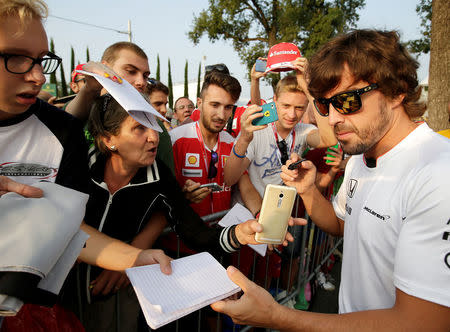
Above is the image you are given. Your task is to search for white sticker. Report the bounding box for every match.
[185,153,200,168]
[182,169,203,177]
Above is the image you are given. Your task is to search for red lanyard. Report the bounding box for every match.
[195,122,220,180]
[271,122,296,159]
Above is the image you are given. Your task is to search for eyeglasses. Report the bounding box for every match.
[276,140,288,165]
[176,104,195,110]
[208,151,218,179]
[205,63,230,75]
[74,78,86,84]
[0,51,62,74]
[314,84,378,117]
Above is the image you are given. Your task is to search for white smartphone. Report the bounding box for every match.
[255,184,297,244]
[198,182,222,192]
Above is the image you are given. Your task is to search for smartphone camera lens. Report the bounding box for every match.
[279,193,284,198]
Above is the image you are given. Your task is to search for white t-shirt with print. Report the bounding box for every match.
[333,123,450,313]
[241,122,316,197]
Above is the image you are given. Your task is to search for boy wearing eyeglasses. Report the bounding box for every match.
[211,30,450,330]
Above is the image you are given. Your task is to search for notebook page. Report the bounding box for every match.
[126,252,240,329]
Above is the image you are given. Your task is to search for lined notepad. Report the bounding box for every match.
[125,252,240,329]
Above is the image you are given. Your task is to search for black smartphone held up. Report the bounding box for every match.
[255,59,267,72]
[287,158,307,170]
[54,94,76,104]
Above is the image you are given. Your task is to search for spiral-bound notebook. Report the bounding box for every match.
[125,252,240,329]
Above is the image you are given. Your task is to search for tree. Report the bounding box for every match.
[184,60,189,97]
[49,38,58,96]
[197,61,201,102]
[168,59,173,110]
[427,0,449,131]
[189,0,365,88]
[156,54,161,81]
[59,61,68,97]
[407,0,432,54]
[86,46,90,62]
[70,46,75,74]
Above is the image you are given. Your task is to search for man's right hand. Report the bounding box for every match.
[240,104,268,142]
[183,179,210,204]
[0,176,43,198]
[280,153,317,195]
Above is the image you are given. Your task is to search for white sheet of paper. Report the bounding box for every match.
[126,252,240,329]
[218,203,267,256]
[76,70,167,132]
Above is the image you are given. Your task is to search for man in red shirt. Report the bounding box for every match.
[170,71,260,218]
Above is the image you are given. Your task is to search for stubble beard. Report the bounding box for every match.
[337,101,391,155]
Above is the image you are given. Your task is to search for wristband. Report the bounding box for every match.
[229,225,242,249]
[232,145,246,159]
[254,210,260,219]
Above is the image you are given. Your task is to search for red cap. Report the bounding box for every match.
[265,43,301,73]
[71,64,85,83]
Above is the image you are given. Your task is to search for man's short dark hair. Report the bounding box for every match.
[308,29,425,119]
[146,78,169,96]
[200,71,241,103]
[101,42,148,65]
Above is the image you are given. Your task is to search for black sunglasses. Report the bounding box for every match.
[205,63,230,75]
[208,151,218,179]
[276,140,289,165]
[314,83,378,117]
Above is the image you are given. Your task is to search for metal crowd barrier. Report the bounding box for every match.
[161,197,342,332]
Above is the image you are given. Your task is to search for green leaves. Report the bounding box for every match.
[188,0,366,88]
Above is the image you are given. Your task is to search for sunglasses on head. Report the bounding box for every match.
[205,63,230,75]
[208,151,218,179]
[314,83,378,117]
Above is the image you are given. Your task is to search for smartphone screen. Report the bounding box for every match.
[255,59,267,72]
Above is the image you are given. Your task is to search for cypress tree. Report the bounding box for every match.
[184,60,189,97]
[49,38,58,96]
[59,61,68,96]
[70,46,75,74]
[168,59,173,110]
[156,54,160,81]
[196,61,201,102]
[86,47,90,62]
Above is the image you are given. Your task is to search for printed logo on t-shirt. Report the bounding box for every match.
[185,153,200,167]
[0,162,57,180]
[182,168,203,177]
[222,155,229,167]
[347,179,358,198]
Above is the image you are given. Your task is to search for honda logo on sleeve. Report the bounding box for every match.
[347,179,358,198]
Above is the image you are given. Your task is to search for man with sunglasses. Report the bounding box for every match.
[211,30,450,330]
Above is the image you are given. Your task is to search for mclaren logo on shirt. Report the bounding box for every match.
[347,179,358,198]
[0,162,57,179]
[363,206,391,222]
[185,153,200,168]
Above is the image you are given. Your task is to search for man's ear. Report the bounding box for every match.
[70,82,79,94]
[197,97,203,110]
[391,93,405,110]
